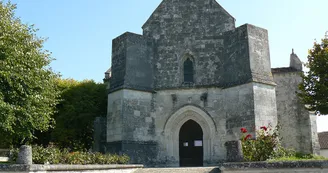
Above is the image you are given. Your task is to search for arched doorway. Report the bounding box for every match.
[179,120,203,167]
[163,105,217,166]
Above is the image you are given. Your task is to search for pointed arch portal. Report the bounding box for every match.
[163,105,217,167]
[179,120,203,167]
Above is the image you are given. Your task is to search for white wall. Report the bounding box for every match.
[317,116,328,132]
[321,149,328,158]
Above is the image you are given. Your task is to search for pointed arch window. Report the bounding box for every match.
[184,58,194,83]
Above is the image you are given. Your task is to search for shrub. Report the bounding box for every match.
[240,125,326,162]
[9,145,129,164]
[32,145,62,164]
[241,125,280,161]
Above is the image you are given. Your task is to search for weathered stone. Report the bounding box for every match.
[16,145,32,165]
[225,141,243,162]
[99,0,319,167]
[93,117,106,152]
[272,52,320,155]
[290,49,303,71]
[0,164,143,173]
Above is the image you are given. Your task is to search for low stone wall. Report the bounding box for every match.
[220,161,328,173]
[0,164,143,173]
[3,161,328,173]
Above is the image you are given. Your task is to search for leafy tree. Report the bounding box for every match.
[0,2,60,147]
[50,79,107,151]
[299,37,328,115]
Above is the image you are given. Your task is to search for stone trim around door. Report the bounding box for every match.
[163,105,217,165]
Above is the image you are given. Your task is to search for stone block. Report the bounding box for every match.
[16,145,32,165]
[134,110,141,117]
[225,141,243,162]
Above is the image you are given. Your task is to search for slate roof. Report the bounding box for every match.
[271,67,299,73]
[318,132,328,149]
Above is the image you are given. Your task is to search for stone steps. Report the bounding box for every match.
[134,167,221,173]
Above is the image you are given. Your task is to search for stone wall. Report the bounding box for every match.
[253,83,277,130]
[273,69,320,154]
[0,164,143,173]
[220,161,328,173]
[105,81,277,166]
[223,24,274,87]
[93,117,106,152]
[143,0,235,89]
[110,32,153,92]
[321,149,328,158]
[152,85,255,166]
[102,81,273,166]
[106,89,156,164]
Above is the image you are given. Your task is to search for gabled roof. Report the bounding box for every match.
[142,0,235,29]
[318,132,328,149]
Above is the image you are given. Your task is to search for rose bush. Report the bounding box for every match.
[241,125,280,161]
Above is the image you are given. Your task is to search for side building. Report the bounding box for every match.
[272,51,320,155]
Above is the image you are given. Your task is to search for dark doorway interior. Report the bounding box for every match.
[179,120,203,167]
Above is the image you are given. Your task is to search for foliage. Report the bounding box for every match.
[269,154,328,162]
[0,2,60,146]
[241,125,280,161]
[240,125,326,162]
[34,79,107,150]
[299,37,328,115]
[10,145,129,164]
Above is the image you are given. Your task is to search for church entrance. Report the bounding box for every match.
[179,120,203,167]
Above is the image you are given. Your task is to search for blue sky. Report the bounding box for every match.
[9,0,328,82]
[6,1,328,130]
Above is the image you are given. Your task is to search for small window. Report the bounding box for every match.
[183,142,189,147]
[184,58,194,83]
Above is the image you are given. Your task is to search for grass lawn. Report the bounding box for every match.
[269,155,328,162]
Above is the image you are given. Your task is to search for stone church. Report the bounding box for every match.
[101,0,320,167]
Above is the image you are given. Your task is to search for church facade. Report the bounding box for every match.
[103,0,320,166]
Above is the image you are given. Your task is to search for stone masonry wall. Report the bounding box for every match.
[253,83,277,130]
[273,71,320,154]
[142,0,235,89]
[222,24,274,87]
[106,82,276,166]
[110,32,154,92]
[107,89,156,164]
[150,82,275,166]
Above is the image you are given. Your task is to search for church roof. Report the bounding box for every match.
[271,67,299,73]
[142,0,235,29]
[318,132,328,149]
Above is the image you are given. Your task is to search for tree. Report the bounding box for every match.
[0,2,60,147]
[49,79,107,150]
[299,36,328,115]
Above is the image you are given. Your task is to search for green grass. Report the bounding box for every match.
[269,155,328,162]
